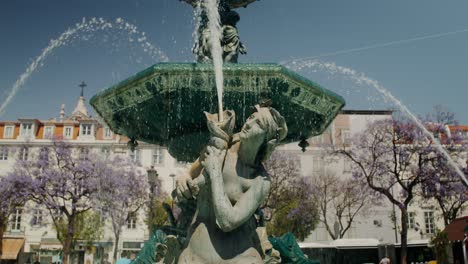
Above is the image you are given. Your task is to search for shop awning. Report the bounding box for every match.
[40,244,63,250]
[1,238,25,260]
[444,216,468,242]
[40,238,63,251]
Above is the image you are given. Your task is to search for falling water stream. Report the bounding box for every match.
[284,59,468,186]
[8,8,463,186]
[204,0,225,122]
[192,1,467,185]
[0,17,168,117]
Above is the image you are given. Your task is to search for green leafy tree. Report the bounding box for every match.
[54,210,104,246]
[146,197,171,232]
[430,230,450,264]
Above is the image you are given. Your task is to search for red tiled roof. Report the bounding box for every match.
[448,125,468,132]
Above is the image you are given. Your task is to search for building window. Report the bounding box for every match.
[122,242,143,251]
[342,157,352,173]
[10,208,22,231]
[101,147,111,158]
[39,147,49,163]
[0,146,8,160]
[52,208,62,218]
[399,152,410,168]
[103,127,113,139]
[79,147,90,160]
[424,211,435,234]
[44,126,54,138]
[127,212,137,229]
[129,149,140,165]
[32,209,43,226]
[341,129,351,144]
[312,156,323,174]
[21,123,33,137]
[4,126,14,138]
[18,147,29,161]
[152,147,164,165]
[80,124,92,136]
[64,126,73,139]
[408,212,416,229]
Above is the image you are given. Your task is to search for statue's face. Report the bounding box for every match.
[239,112,267,143]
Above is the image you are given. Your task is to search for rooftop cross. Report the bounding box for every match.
[79,81,87,97]
[71,81,89,119]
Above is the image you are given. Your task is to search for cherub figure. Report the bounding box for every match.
[182,0,248,63]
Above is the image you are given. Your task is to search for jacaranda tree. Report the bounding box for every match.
[7,139,148,264]
[335,113,467,264]
[310,169,379,240]
[418,108,467,226]
[96,156,149,262]
[263,152,319,241]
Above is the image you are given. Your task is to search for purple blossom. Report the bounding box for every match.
[4,139,150,264]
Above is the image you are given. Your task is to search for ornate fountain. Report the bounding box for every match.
[90,1,345,263]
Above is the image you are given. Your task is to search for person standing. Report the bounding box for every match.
[380,256,391,264]
[116,253,130,264]
[102,253,111,264]
[129,253,136,262]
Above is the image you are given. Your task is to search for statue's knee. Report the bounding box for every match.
[177,249,196,264]
[226,248,263,264]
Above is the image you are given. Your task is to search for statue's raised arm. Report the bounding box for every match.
[180,0,259,9]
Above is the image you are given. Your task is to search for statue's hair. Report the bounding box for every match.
[253,105,288,163]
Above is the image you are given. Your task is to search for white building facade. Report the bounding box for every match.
[279,110,465,247]
[0,93,188,264]
[1,90,465,263]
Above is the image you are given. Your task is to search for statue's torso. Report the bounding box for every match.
[179,146,263,264]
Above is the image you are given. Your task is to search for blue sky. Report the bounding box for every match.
[0,0,467,123]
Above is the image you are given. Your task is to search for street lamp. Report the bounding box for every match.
[147,166,158,194]
[169,173,176,209]
[147,166,158,234]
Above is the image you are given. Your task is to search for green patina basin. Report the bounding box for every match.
[90,63,345,161]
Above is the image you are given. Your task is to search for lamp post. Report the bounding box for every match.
[147,166,158,234]
[147,166,158,194]
[169,173,176,209]
[463,233,467,264]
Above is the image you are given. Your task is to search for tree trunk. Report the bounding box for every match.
[0,216,6,259]
[62,215,75,264]
[113,228,121,263]
[0,215,8,262]
[400,207,408,264]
